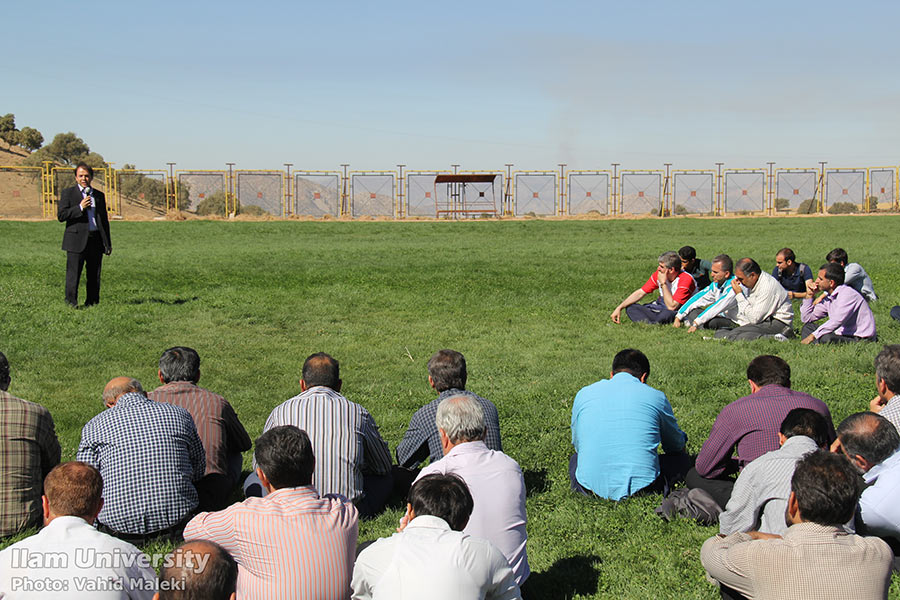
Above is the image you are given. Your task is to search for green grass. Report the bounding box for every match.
[2,216,900,598]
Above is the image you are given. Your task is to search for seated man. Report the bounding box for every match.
[0,351,61,537]
[571,349,690,500]
[247,353,393,517]
[352,473,521,600]
[155,540,237,600]
[0,462,157,599]
[719,408,830,536]
[701,450,892,600]
[679,245,712,289]
[149,346,252,510]
[800,263,876,344]
[772,247,814,300]
[826,247,877,302]
[415,394,529,585]
[396,349,502,470]
[610,251,696,325]
[186,426,358,600]
[713,258,794,341]
[870,345,900,431]
[673,254,739,332]
[77,377,205,542]
[687,355,834,508]
[833,411,900,552]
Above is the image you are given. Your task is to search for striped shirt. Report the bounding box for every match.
[675,275,739,328]
[0,390,61,536]
[77,392,205,535]
[149,381,252,477]
[184,485,359,600]
[260,386,392,503]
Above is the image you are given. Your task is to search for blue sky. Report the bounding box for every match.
[4,1,899,172]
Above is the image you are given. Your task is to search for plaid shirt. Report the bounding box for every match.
[149,381,252,477]
[260,386,391,503]
[396,389,502,468]
[77,392,205,535]
[0,390,61,536]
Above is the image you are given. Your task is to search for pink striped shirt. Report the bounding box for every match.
[184,485,359,600]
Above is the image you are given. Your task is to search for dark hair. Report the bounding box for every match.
[791,450,863,527]
[158,540,238,600]
[819,262,845,287]
[302,352,340,389]
[678,246,697,262]
[0,350,9,390]
[427,349,467,392]
[734,257,761,276]
[408,473,474,531]
[74,162,94,178]
[612,349,650,379]
[159,346,201,383]
[875,345,900,395]
[712,254,733,274]
[255,426,315,489]
[746,355,790,388]
[44,462,103,519]
[826,248,849,265]
[837,412,900,467]
[776,248,796,263]
[780,408,830,448]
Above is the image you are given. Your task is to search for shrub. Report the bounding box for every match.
[828,202,858,214]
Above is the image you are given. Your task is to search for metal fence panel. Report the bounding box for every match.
[868,169,897,210]
[776,170,817,211]
[825,170,865,211]
[294,174,339,217]
[351,173,395,217]
[514,174,556,216]
[568,173,609,215]
[117,170,168,214]
[672,172,714,214]
[724,171,765,213]
[407,174,447,217]
[177,171,227,213]
[0,167,43,218]
[620,172,662,214]
[237,171,283,216]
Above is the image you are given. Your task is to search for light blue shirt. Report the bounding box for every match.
[571,372,686,500]
[860,447,900,542]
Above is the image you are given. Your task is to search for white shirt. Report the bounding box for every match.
[734,271,794,326]
[0,516,157,599]
[860,448,900,543]
[417,441,528,584]
[351,515,521,600]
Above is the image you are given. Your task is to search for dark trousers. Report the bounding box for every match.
[800,322,876,344]
[684,307,735,331]
[714,318,792,341]
[569,452,694,498]
[685,467,734,509]
[891,306,900,323]
[98,512,193,545]
[65,231,104,306]
[626,299,677,324]
[195,452,244,511]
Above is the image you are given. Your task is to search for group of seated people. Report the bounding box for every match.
[0,347,527,599]
[611,245,881,343]
[571,346,900,599]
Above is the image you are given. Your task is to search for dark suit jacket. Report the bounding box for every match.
[57,185,111,253]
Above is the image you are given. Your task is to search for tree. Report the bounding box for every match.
[17,127,43,151]
[796,199,818,214]
[827,202,858,214]
[0,113,17,146]
[24,132,103,168]
[194,191,231,216]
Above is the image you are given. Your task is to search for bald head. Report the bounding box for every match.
[301,352,341,391]
[837,411,900,473]
[103,377,144,407]
[157,540,237,600]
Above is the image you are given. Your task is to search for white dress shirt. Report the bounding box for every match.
[0,516,157,599]
[734,271,793,326]
[351,515,521,600]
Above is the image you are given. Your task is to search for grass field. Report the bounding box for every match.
[2,216,900,599]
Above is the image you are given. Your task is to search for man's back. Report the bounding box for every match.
[263,386,391,501]
[418,441,529,584]
[76,392,204,534]
[185,486,358,600]
[0,390,61,536]
[859,448,900,545]
[571,372,686,500]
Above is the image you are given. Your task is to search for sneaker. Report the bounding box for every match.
[772,334,789,342]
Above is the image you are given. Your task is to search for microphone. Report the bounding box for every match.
[84,187,94,207]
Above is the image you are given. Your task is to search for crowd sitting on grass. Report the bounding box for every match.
[2,314,900,597]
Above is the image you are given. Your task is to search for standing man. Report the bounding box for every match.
[713,258,794,341]
[57,163,111,307]
[799,263,876,345]
[610,251,696,325]
[771,247,813,300]
[673,254,739,333]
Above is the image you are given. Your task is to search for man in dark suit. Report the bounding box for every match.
[57,163,112,307]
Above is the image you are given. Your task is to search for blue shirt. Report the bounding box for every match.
[771,262,812,293]
[571,372,687,500]
[859,447,900,544]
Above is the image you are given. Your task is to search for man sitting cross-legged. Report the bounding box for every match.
[826,247,877,302]
[352,473,522,600]
[610,250,696,325]
[799,263,876,345]
[185,425,359,600]
[413,393,529,585]
[673,254,739,333]
[718,408,830,536]
[713,258,794,341]
[701,450,893,600]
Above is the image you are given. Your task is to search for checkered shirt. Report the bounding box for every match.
[77,392,205,535]
[396,388,502,468]
[0,390,61,536]
[878,394,900,433]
